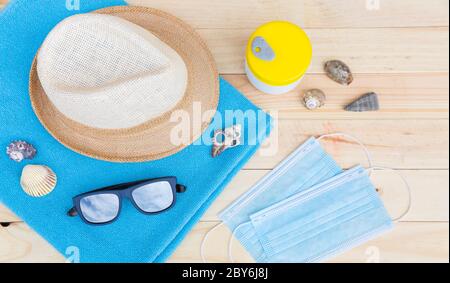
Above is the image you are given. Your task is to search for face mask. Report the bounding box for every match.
[249,165,393,263]
[201,133,411,263]
[201,136,344,262]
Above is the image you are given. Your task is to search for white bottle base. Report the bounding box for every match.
[245,60,303,95]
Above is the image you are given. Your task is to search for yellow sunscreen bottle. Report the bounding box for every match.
[245,21,312,95]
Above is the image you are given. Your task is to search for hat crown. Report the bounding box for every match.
[37,14,188,129]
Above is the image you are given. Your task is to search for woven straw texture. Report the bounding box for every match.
[29,6,219,162]
[37,13,189,129]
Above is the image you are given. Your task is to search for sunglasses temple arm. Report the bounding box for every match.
[67,207,78,217]
[176,184,187,193]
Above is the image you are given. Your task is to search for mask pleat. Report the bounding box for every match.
[250,166,393,263]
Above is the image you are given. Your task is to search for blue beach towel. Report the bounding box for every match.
[0,0,272,262]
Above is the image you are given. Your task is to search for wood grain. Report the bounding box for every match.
[223,73,449,120]
[128,0,450,29]
[2,1,449,28]
[0,221,447,263]
[1,170,448,223]
[245,119,449,170]
[179,222,449,263]
[199,27,449,74]
[1,2,448,73]
[0,223,63,263]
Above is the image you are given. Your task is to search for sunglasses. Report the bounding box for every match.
[67,177,186,225]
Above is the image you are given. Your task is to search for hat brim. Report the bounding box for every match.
[29,6,219,163]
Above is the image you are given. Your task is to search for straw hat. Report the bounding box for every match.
[29,6,219,162]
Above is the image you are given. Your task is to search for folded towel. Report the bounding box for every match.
[0,0,272,262]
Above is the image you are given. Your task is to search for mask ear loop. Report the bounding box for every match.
[317,133,374,170]
[367,167,412,222]
[202,133,411,263]
[317,133,412,222]
[200,222,224,263]
[228,221,251,263]
[200,221,251,263]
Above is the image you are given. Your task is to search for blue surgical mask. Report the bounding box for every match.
[201,133,411,263]
[216,137,343,262]
[249,165,393,263]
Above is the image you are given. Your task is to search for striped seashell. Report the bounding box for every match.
[20,165,57,197]
[345,92,380,112]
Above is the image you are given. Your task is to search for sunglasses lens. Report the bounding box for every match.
[132,181,174,213]
[79,194,120,224]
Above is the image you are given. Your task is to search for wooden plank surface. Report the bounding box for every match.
[1,2,448,73]
[2,1,449,28]
[1,169,448,223]
[223,74,449,120]
[173,222,449,263]
[245,119,449,170]
[199,27,449,74]
[128,0,450,29]
[0,221,447,263]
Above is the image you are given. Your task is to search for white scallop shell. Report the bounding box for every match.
[20,165,57,197]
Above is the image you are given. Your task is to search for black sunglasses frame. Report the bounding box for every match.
[68,177,186,225]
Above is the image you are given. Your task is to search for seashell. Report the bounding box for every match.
[6,141,37,162]
[20,165,57,197]
[212,124,242,158]
[345,92,380,112]
[303,89,326,110]
[324,60,353,85]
